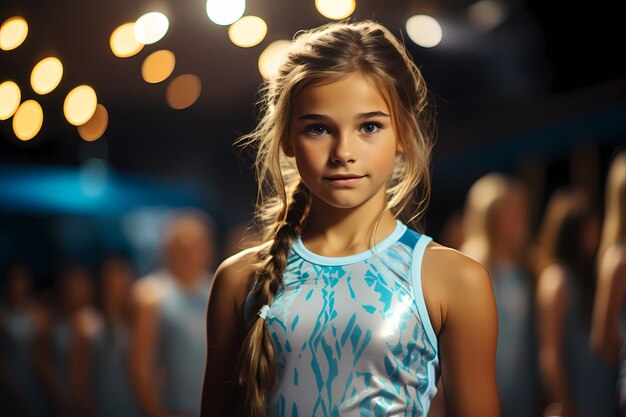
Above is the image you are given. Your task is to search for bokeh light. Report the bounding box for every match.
[141,50,176,84]
[134,12,169,45]
[166,74,202,109]
[228,16,267,48]
[31,57,63,95]
[206,0,245,26]
[315,0,356,20]
[78,104,109,142]
[0,81,21,120]
[13,99,43,141]
[64,85,98,126]
[258,40,290,80]
[406,14,443,48]
[467,0,508,32]
[0,16,28,51]
[110,22,144,58]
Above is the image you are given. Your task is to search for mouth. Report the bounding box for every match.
[323,174,366,186]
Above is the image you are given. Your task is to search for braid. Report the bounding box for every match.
[238,181,310,417]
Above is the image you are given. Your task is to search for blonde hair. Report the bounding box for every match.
[236,20,434,416]
[598,150,626,262]
[460,173,528,266]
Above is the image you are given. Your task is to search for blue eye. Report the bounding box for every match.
[359,122,381,134]
[305,124,329,136]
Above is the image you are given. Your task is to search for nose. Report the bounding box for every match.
[330,132,356,165]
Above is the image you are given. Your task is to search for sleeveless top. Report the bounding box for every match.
[262,221,439,417]
[0,308,50,417]
[560,264,617,417]
[91,316,143,417]
[490,265,540,417]
[148,270,212,415]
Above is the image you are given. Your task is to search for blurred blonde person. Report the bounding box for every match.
[461,173,540,417]
[591,150,626,413]
[536,189,616,417]
[130,209,215,417]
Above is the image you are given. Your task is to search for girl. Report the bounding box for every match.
[591,149,626,413]
[461,173,540,417]
[202,20,499,417]
[535,189,617,417]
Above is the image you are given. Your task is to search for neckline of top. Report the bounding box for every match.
[292,220,407,266]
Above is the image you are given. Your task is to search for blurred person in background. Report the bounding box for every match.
[0,262,50,417]
[591,149,626,414]
[461,173,540,417]
[130,209,215,417]
[536,188,617,417]
[36,264,99,417]
[85,255,143,417]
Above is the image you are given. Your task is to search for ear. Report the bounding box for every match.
[282,137,295,157]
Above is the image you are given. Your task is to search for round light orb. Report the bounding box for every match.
[141,50,176,83]
[134,12,169,45]
[78,104,109,141]
[13,99,43,141]
[31,57,64,95]
[228,16,267,48]
[315,0,356,20]
[64,85,98,126]
[405,14,443,48]
[166,74,202,109]
[0,16,28,51]
[258,40,290,80]
[110,22,144,57]
[0,81,21,120]
[206,0,245,26]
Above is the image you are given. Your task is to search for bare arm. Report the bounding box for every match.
[70,311,99,417]
[536,264,576,417]
[201,249,258,417]
[128,280,170,417]
[591,245,626,365]
[434,250,500,417]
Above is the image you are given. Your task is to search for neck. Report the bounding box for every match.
[489,241,520,268]
[302,193,397,256]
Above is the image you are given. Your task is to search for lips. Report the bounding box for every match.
[323,173,366,186]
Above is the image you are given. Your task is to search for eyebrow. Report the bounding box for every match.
[297,111,390,121]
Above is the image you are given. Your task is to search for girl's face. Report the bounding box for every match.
[287,72,401,211]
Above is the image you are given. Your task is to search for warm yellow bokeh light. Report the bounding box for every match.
[0,16,28,51]
[228,16,267,48]
[110,22,144,58]
[0,81,21,120]
[134,12,169,45]
[315,0,355,20]
[406,15,443,48]
[258,40,290,80]
[166,74,202,109]
[141,50,176,84]
[78,104,108,142]
[31,57,63,95]
[206,0,246,26]
[13,100,43,141]
[64,85,98,126]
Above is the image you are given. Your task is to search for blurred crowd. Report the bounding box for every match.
[0,149,625,417]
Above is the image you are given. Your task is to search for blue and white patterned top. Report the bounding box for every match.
[264,220,439,417]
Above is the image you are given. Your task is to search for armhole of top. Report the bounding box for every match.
[410,234,438,350]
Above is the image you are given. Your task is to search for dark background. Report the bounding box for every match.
[1,0,624,283]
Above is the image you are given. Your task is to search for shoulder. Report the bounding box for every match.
[209,242,268,315]
[536,263,569,309]
[131,272,170,308]
[421,241,495,333]
[600,242,626,274]
[598,242,626,288]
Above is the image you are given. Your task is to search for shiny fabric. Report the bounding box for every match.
[264,221,439,417]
